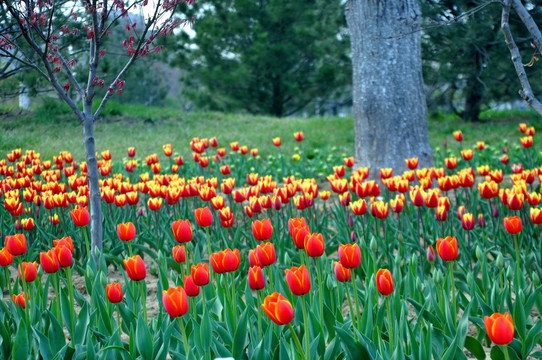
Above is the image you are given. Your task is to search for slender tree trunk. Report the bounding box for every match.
[83,104,103,261]
[346,0,433,175]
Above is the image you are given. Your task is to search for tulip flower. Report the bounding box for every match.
[53,236,74,253]
[18,261,37,283]
[333,262,351,282]
[40,249,60,274]
[106,282,123,303]
[261,292,295,326]
[70,206,89,227]
[162,286,189,318]
[183,275,200,297]
[338,243,361,269]
[194,207,213,228]
[427,246,436,263]
[123,255,147,281]
[304,233,325,257]
[0,247,14,266]
[436,236,458,262]
[530,208,542,225]
[461,213,475,231]
[405,157,419,170]
[248,266,266,291]
[453,130,463,142]
[172,245,186,263]
[54,246,73,268]
[12,292,26,309]
[210,249,240,274]
[294,131,304,142]
[285,265,311,296]
[255,242,276,267]
[272,137,281,147]
[5,234,27,256]
[117,222,136,241]
[289,219,311,250]
[251,219,273,241]
[484,313,514,345]
[171,219,192,243]
[503,216,522,234]
[376,269,394,296]
[191,263,210,286]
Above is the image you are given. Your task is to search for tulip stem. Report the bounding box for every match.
[82,227,90,263]
[514,234,521,294]
[5,267,11,295]
[65,268,75,339]
[127,241,133,258]
[502,345,511,360]
[230,272,237,322]
[138,281,147,323]
[116,303,122,332]
[448,262,456,329]
[205,227,212,260]
[256,291,263,341]
[315,258,324,318]
[300,296,311,360]
[344,283,356,335]
[287,323,306,360]
[386,297,393,349]
[266,266,275,291]
[351,271,362,332]
[16,257,31,327]
[52,272,62,321]
[177,316,190,357]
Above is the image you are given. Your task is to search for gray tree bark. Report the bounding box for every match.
[346,0,433,176]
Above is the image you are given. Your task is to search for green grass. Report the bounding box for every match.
[1,100,541,164]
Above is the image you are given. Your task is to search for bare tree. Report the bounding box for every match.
[501,0,542,116]
[0,0,195,258]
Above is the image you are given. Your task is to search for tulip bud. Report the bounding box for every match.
[475,246,483,260]
[350,230,356,243]
[410,253,418,268]
[493,205,499,218]
[347,214,354,228]
[533,272,540,286]
[370,237,377,253]
[426,246,436,263]
[506,267,514,282]
[495,253,504,269]
[434,269,443,285]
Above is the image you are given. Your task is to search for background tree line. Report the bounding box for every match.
[2,0,542,121]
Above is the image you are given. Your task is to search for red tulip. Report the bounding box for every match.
[261,292,294,325]
[251,219,273,241]
[172,219,193,243]
[504,216,522,234]
[334,262,351,282]
[191,263,210,286]
[183,275,200,297]
[436,236,458,262]
[5,234,27,256]
[376,269,394,298]
[0,247,14,266]
[123,255,147,281]
[53,236,74,253]
[70,206,90,227]
[293,131,304,142]
[248,266,266,291]
[461,213,475,231]
[338,243,361,268]
[210,249,240,274]
[285,265,311,296]
[40,249,60,273]
[304,233,325,257]
[484,313,514,345]
[255,242,276,267]
[106,282,123,303]
[162,286,189,318]
[117,222,136,242]
[289,221,310,250]
[172,245,186,263]
[194,207,213,228]
[12,292,26,308]
[18,261,37,282]
[54,245,73,267]
[426,246,436,263]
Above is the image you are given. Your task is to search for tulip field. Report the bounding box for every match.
[1,125,542,360]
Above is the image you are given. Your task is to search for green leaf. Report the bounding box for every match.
[200,309,211,352]
[136,314,153,359]
[12,320,28,360]
[464,336,486,360]
[513,296,527,340]
[232,308,249,359]
[74,303,89,345]
[48,310,67,354]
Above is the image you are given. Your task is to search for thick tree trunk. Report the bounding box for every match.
[463,78,483,122]
[346,0,433,176]
[83,104,103,260]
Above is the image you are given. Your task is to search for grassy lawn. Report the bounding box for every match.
[1,100,541,163]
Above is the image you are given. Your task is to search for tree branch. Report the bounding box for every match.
[501,0,542,116]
